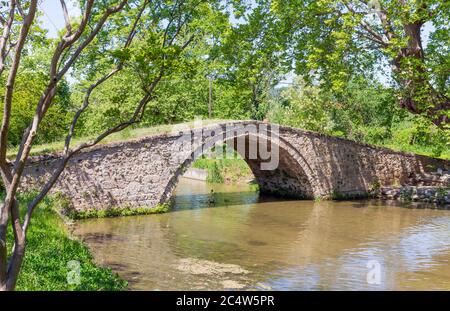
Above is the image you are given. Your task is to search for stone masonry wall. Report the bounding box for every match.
[379,186,450,205]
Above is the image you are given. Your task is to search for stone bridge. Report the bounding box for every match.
[22,121,449,212]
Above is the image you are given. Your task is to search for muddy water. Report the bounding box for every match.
[73,178,450,290]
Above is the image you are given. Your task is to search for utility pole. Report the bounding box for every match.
[208,77,212,119]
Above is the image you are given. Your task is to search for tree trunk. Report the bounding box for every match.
[5,242,25,290]
[0,214,7,290]
[393,22,449,126]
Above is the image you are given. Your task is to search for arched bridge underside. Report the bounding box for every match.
[22,121,449,212]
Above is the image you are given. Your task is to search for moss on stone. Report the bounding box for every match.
[399,188,413,202]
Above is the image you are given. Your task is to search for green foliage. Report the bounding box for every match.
[2,192,127,291]
[386,117,449,158]
[67,0,241,134]
[218,0,288,120]
[0,23,74,146]
[72,68,146,136]
[268,78,333,133]
[0,52,73,146]
[399,188,413,202]
[269,0,450,124]
[269,76,449,159]
[2,0,447,161]
[436,187,447,204]
[248,183,260,192]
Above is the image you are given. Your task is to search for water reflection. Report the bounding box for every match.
[73,178,450,290]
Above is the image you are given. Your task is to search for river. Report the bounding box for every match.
[72,178,450,290]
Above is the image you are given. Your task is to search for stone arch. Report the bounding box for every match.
[159,124,315,204]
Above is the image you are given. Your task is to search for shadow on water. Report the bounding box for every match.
[172,193,449,213]
[172,190,298,211]
[172,191,257,211]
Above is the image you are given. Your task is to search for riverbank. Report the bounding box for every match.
[191,157,254,185]
[3,192,127,290]
[378,186,450,205]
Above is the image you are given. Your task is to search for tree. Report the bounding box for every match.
[270,0,449,127]
[70,1,230,128]
[0,0,213,291]
[220,0,287,120]
[269,76,397,136]
[0,44,73,146]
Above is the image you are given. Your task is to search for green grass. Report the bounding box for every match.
[381,141,450,160]
[67,204,170,220]
[192,154,254,184]
[3,192,127,291]
[206,162,224,183]
[7,119,232,158]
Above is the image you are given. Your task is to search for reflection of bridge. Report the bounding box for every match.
[22,121,448,212]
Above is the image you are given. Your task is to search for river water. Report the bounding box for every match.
[73,178,450,290]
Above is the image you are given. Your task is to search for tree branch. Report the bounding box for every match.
[16,0,25,18]
[22,0,197,232]
[12,0,129,194]
[0,0,37,171]
[342,0,389,46]
[2,0,200,290]
[22,0,148,233]
[0,0,37,289]
[59,0,73,34]
[6,199,25,290]
[0,0,16,76]
[57,0,128,80]
[355,29,386,47]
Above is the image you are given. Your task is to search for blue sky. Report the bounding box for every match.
[39,0,80,38]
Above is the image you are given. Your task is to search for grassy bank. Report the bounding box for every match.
[67,203,170,220]
[192,156,254,184]
[4,192,127,291]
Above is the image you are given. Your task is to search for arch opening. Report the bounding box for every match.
[160,128,314,205]
[225,134,314,199]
